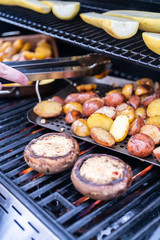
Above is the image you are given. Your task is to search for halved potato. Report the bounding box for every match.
[104,92,125,107]
[63,102,83,114]
[135,85,153,96]
[128,115,144,135]
[106,88,122,95]
[146,116,160,128]
[122,83,133,99]
[95,106,117,119]
[128,95,140,109]
[135,78,154,87]
[153,146,160,162]
[140,124,160,145]
[135,107,147,119]
[90,127,115,147]
[71,119,90,137]
[116,103,135,123]
[33,100,62,118]
[147,98,160,117]
[141,93,157,107]
[76,84,97,92]
[110,115,129,142]
[87,113,113,131]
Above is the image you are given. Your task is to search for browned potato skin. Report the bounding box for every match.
[153,147,160,162]
[63,102,82,115]
[51,96,65,106]
[135,107,147,119]
[64,91,98,104]
[90,127,115,147]
[76,84,97,92]
[103,93,125,107]
[128,116,144,135]
[65,110,83,124]
[122,84,133,99]
[135,85,153,96]
[82,98,104,117]
[71,119,90,137]
[127,133,155,157]
[135,78,154,87]
[141,93,157,107]
[128,96,140,109]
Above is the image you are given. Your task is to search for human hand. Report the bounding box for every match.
[0,63,28,90]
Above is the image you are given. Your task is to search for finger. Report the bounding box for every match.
[0,63,28,85]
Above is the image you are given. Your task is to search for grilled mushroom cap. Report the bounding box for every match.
[71,154,132,200]
[24,133,79,174]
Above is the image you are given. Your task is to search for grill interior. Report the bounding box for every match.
[1,80,160,240]
[0,4,160,72]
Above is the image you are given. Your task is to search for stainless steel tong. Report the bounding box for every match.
[1,53,112,82]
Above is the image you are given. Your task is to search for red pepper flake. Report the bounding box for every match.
[112,171,119,175]
[9,149,13,152]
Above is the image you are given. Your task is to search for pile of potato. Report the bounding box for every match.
[0,38,53,62]
[33,80,160,162]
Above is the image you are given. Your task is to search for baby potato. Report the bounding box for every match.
[106,88,122,95]
[20,42,31,53]
[23,51,35,60]
[87,113,113,131]
[135,78,154,87]
[135,107,147,119]
[135,85,153,96]
[116,103,135,123]
[128,116,144,135]
[153,146,160,162]
[140,124,160,145]
[141,93,157,107]
[71,119,90,137]
[0,41,12,52]
[110,115,129,142]
[104,93,125,107]
[33,100,62,118]
[51,96,64,106]
[90,127,115,147]
[13,39,24,52]
[95,106,117,120]
[63,102,83,114]
[65,110,83,124]
[35,46,52,59]
[147,98,160,117]
[82,97,104,117]
[122,83,133,99]
[128,95,140,109]
[76,84,97,92]
[146,116,160,128]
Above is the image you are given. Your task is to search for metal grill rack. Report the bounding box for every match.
[1,82,160,240]
[0,5,160,71]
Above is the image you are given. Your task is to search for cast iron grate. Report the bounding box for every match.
[0,5,160,71]
[0,80,160,240]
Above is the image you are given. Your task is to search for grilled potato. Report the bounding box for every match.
[140,124,160,145]
[63,102,83,114]
[128,115,144,135]
[105,88,122,95]
[153,146,160,162]
[76,84,97,92]
[33,100,62,118]
[71,119,90,137]
[122,83,133,99]
[95,106,117,119]
[64,91,98,104]
[87,113,113,131]
[141,93,157,107]
[127,133,155,157]
[135,107,147,119]
[135,85,153,96]
[82,97,104,117]
[128,95,140,109]
[65,110,83,124]
[90,127,115,147]
[146,116,160,128]
[104,92,125,107]
[135,78,154,87]
[147,98,160,117]
[51,96,65,106]
[110,115,129,142]
[116,103,135,123]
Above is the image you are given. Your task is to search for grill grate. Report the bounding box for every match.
[0,5,160,71]
[0,82,160,240]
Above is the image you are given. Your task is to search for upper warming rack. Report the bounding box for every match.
[0,4,160,71]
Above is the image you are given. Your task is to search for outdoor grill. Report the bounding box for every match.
[0,1,160,240]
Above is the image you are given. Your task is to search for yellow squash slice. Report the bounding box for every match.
[142,32,160,55]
